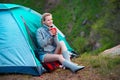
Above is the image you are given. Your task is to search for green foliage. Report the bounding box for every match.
[50,0,106,54]
[91,16,115,54]
[72,37,87,53]
[90,0,120,54]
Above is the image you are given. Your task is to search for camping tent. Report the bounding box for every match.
[0,3,74,76]
[0,3,45,76]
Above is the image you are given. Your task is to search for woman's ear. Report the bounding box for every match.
[42,21,45,24]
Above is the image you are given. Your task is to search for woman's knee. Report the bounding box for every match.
[44,53,64,63]
[57,54,65,63]
[44,54,58,62]
[59,41,67,51]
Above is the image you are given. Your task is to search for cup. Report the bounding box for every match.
[50,28,57,35]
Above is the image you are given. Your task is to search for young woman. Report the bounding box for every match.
[36,13,84,73]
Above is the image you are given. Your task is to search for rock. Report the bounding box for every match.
[101,45,120,56]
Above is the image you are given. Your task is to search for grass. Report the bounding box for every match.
[79,53,120,76]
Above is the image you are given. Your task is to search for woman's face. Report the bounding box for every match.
[43,15,53,27]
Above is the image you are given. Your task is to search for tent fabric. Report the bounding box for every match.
[0,3,44,76]
[0,4,19,9]
[0,3,74,76]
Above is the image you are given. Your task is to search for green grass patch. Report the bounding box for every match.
[80,53,120,75]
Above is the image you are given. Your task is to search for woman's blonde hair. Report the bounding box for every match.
[42,13,52,22]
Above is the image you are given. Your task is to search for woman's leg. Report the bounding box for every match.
[44,53,65,63]
[54,43,61,54]
[54,40,69,54]
[43,53,85,73]
[59,41,67,52]
[59,41,71,61]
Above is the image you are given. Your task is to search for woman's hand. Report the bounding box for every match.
[49,28,57,36]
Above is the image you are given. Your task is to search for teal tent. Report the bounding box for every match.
[0,3,74,76]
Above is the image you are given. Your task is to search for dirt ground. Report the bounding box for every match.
[1,60,120,80]
[0,66,107,80]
